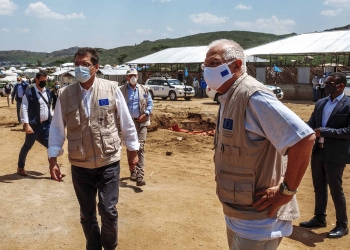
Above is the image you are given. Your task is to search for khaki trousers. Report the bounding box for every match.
[226,225,282,250]
[127,121,147,178]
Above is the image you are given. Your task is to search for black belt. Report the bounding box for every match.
[317,143,324,148]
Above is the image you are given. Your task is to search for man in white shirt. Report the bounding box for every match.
[17,71,54,177]
[48,47,139,250]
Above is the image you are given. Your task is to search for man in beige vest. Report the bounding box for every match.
[119,68,153,186]
[48,47,139,250]
[203,39,315,249]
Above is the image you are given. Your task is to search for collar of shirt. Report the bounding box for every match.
[34,84,47,94]
[326,92,344,103]
[79,82,94,93]
[127,83,138,90]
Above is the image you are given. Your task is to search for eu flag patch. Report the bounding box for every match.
[223,118,233,130]
[221,69,229,77]
[99,99,109,106]
[143,94,147,98]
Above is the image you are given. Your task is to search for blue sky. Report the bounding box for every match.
[0,0,349,52]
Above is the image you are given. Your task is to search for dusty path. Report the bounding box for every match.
[0,97,349,250]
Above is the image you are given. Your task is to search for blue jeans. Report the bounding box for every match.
[72,162,120,250]
[17,121,50,168]
[16,98,22,123]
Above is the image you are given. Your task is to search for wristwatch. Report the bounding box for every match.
[279,182,298,195]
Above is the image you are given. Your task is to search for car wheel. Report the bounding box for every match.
[169,91,177,101]
[149,90,154,100]
[161,97,167,100]
[214,93,222,104]
[184,97,191,101]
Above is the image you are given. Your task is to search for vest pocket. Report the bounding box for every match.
[68,140,85,161]
[101,136,119,154]
[65,105,81,130]
[217,168,255,205]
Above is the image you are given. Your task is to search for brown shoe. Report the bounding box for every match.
[17,168,27,176]
[136,177,146,186]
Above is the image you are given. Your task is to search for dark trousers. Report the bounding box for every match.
[17,121,50,168]
[72,162,120,250]
[16,98,22,123]
[311,148,348,227]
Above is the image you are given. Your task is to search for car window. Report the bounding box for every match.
[346,78,350,87]
[168,79,183,86]
[147,80,153,85]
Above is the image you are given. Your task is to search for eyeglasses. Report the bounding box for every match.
[201,59,235,70]
[75,62,94,67]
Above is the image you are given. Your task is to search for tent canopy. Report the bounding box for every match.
[127,46,268,64]
[245,30,350,56]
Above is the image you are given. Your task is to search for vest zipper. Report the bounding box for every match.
[88,116,97,168]
[220,170,253,177]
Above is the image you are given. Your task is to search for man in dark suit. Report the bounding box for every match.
[300,72,350,238]
[11,77,29,124]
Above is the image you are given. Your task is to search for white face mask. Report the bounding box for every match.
[129,76,137,85]
[203,62,234,90]
[75,66,94,83]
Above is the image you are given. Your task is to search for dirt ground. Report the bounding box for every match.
[0,96,349,250]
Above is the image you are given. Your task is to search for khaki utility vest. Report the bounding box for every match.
[214,74,299,221]
[119,83,150,126]
[59,78,121,169]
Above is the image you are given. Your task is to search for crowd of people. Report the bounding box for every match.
[6,42,350,249]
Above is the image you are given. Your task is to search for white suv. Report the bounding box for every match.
[206,84,284,103]
[145,76,195,101]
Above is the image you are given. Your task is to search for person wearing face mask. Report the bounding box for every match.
[51,81,61,110]
[12,77,29,124]
[119,68,153,186]
[300,72,350,239]
[204,39,315,249]
[312,74,320,102]
[200,77,207,98]
[16,71,56,177]
[48,47,139,250]
[319,74,327,99]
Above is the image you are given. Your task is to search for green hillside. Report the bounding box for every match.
[0,30,297,65]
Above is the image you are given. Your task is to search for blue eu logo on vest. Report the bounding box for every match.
[221,69,229,77]
[223,118,233,130]
[99,99,109,106]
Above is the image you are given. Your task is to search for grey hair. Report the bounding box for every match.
[208,39,246,72]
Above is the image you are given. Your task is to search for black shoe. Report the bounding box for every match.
[299,217,326,228]
[136,177,146,186]
[327,226,349,238]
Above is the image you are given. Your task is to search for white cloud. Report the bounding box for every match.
[324,0,350,7]
[320,9,342,16]
[188,29,201,35]
[166,27,174,32]
[234,15,295,35]
[25,2,85,19]
[162,33,169,36]
[0,28,9,32]
[190,13,228,25]
[136,29,154,35]
[17,28,29,33]
[152,0,171,2]
[0,0,18,15]
[235,4,252,10]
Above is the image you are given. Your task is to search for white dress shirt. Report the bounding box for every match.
[48,81,140,158]
[21,85,52,123]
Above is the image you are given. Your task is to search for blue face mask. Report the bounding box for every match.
[75,66,93,83]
